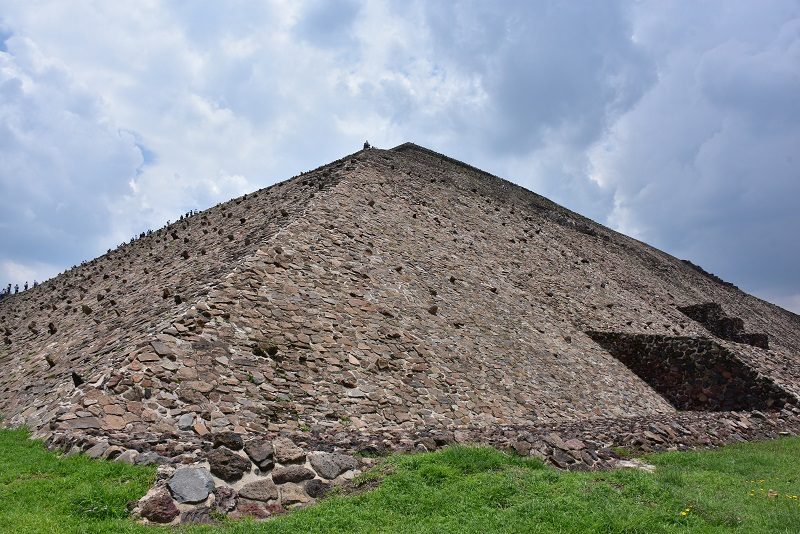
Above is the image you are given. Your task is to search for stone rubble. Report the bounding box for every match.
[124,432,365,524]
[121,405,800,524]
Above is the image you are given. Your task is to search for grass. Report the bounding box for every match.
[0,428,156,533]
[1,429,800,533]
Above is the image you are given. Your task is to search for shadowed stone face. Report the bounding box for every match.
[678,302,769,349]
[586,332,790,411]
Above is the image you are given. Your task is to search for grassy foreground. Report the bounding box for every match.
[0,428,156,533]
[1,429,799,533]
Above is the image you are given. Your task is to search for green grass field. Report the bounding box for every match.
[1,428,799,533]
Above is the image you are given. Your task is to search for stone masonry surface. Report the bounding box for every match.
[585,332,791,411]
[1,143,799,522]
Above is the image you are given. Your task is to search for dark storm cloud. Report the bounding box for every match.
[593,1,800,310]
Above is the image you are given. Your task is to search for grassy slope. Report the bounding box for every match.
[0,429,156,534]
[1,429,799,534]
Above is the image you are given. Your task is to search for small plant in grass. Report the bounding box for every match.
[70,487,127,520]
[352,469,387,488]
[612,445,635,458]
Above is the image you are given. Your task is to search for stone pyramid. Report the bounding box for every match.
[2,142,799,465]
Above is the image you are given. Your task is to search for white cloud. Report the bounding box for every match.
[0,33,142,270]
[0,260,60,289]
[0,1,798,313]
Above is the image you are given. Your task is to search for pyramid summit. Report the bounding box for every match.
[1,143,799,518]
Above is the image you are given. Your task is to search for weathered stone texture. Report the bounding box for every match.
[238,479,278,502]
[139,490,180,524]
[308,451,359,480]
[207,448,251,482]
[272,465,315,484]
[244,438,274,470]
[168,467,215,504]
[1,143,799,521]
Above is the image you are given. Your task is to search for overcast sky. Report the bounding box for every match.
[1,1,798,312]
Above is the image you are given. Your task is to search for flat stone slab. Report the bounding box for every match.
[65,417,102,429]
[272,465,314,484]
[308,451,359,480]
[238,479,278,502]
[168,467,215,504]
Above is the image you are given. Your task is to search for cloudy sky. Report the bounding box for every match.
[1,1,798,312]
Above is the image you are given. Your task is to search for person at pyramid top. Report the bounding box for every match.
[363,140,371,149]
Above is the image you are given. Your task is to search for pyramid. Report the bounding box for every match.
[2,142,799,465]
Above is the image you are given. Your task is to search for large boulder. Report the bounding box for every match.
[168,467,215,504]
[207,447,251,482]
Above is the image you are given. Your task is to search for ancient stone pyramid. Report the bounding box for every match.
[2,142,799,463]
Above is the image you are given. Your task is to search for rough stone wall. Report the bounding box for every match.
[144,150,675,436]
[586,332,791,411]
[0,143,798,459]
[0,154,348,432]
[130,432,364,524]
